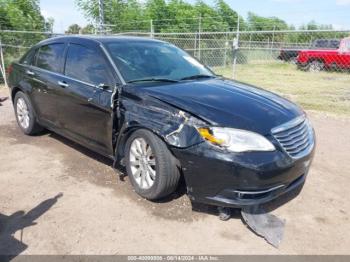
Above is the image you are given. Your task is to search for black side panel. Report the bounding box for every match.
[57,78,114,156]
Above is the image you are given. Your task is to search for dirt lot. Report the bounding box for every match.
[0,86,350,255]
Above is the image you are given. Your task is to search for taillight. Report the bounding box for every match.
[6,64,13,75]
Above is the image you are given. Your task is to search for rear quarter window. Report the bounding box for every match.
[35,43,65,73]
[20,48,37,65]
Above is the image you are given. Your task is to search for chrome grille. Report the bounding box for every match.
[272,116,314,158]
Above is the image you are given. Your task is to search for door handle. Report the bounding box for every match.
[58,81,69,88]
[26,70,35,76]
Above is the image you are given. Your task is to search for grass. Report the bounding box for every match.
[214,62,350,116]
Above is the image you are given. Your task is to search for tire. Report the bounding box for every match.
[308,60,324,73]
[125,129,180,200]
[14,91,43,135]
[290,57,298,65]
[297,64,308,71]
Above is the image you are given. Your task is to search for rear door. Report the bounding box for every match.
[29,43,66,126]
[59,42,116,156]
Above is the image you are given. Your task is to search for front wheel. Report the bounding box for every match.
[125,129,180,200]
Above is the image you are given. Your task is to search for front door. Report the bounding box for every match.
[59,42,116,156]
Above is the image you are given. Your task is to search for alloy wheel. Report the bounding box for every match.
[16,97,30,129]
[129,138,156,190]
[309,61,324,72]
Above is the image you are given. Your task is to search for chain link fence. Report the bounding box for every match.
[1,28,350,114]
[1,29,350,78]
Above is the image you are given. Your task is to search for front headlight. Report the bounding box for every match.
[198,127,275,153]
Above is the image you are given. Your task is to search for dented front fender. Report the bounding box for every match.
[113,86,207,166]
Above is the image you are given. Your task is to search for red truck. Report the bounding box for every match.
[297,37,350,72]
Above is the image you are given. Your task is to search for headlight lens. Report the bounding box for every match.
[198,127,275,152]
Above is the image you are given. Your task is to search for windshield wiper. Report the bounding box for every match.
[127,78,179,83]
[180,74,216,81]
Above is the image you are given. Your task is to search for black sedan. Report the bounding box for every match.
[8,36,315,208]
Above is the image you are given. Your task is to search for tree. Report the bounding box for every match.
[0,0,47,30]
[299,21,333,30]
[0,2,12,29]
[81,24,96,34]
[0,0,52,70]
[65,24,82,34]
[195,0,224,32]
[215,0,239,31]
[45,17,55,32]
[75,0,330,35]
[76,0,146,33]
[166,0,197,32]
[145,0,170,32]
[247,12,288,31]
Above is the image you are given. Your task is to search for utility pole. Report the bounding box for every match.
[98,0,105,34]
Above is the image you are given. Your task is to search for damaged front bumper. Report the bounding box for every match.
[172,141,315,208]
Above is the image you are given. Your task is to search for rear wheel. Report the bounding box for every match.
[125,129,180,200]
[290,57,298,65]
[14,91,43,135]
[308,60,324,72]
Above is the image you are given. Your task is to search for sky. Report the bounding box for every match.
[40,0,350,33]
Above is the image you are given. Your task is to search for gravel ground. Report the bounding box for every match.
[0,87,350,255]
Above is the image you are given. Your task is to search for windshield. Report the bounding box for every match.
[105,41,214,83]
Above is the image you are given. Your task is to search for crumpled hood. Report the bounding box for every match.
[143,78,303,135]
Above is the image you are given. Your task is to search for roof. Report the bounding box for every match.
[38,35,165,46]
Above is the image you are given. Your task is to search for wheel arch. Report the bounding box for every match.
[12,87,43,135]
[308,57,325,64]
[11,82,34,102]
[11,85,40,123]
[11,86,23,103]
[111,97,205,170]
[113,124,180,169]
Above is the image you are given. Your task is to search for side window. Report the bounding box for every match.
[20,48,37,65]
[330,40,340,49]
[65,44,112,86]
[314,40,327,48]
[35,43,65,73]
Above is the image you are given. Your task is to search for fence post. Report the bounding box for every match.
[198,16,202,61]
[150,19,154,38]
[223,32,228,67]
[271,25,276,57]
[0,38,8,88]
[194,32,197,58]
[98,0,105,34]
[232,16,240,80]
[249,33,252,50]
